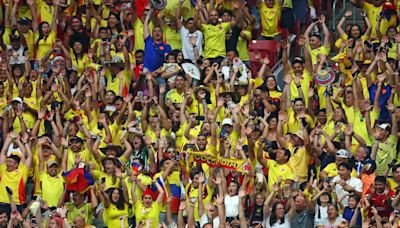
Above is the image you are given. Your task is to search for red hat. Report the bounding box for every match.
[142,188,155,200]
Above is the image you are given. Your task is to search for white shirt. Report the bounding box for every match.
[332,175,363,207]
[199,214,220,228]
[264,214,291,228]
[316,216,346,227]
[224,195,239,217]
[314,205,328,227]
[180,27,203,61]
[7,45,25,65]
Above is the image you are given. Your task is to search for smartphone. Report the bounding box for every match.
[137,91,143,101]
[195,116,205,121]
[288,34,297,43]
[100,77,106,86]
[186,144,195,149]
[312,17,319,22]
[33,60,40,71]
[219,127,228,139]
[364,163,372,171]
[6,186,12,195]
[364,40,373,49]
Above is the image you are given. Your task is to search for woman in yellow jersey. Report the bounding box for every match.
[336,10,371,51]
[92,155,123,190]
[33,0,58,60]
[99,171,129,228]
[63,40,91,76]
[132,179,165,228]
[381,27,398,59]
[325,91,348,144]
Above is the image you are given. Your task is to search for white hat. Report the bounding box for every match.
[11,97,23,104]
[378,123,391,131]
[336,149,350,158]
[221,118,233,126]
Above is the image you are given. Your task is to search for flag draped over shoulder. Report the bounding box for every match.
[62,166,94,194]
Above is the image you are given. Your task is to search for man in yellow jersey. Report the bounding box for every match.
[282,38,314,106]
[304,15,331,65]
[371,120,398,175]
[0,132,32,214]
[257,0,283,40]
[256,146,295,191]
[277,111,312,184]
[194,3,241,63]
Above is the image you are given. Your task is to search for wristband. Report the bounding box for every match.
[296,85,301,88]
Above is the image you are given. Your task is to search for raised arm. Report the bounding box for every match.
[176,0,184,29]
[143,7,154,40]
[51,0,59,32]
[337,11,352,36]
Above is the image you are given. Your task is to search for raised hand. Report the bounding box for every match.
[198,172,205,184]
[319,15,326,24]
[179,200,186,210]
[278,111,287,122]
[298,35,306,46]
[238,189,246,198]
[344,10,352,17]
[216,193,224,205]
[283,74,292,84]
[377,73,387,83]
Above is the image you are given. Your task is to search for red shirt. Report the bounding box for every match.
[366,188,395,220]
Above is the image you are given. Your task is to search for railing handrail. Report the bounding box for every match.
[332,0,356,31]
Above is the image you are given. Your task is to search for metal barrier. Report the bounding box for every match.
[332,0,356,31]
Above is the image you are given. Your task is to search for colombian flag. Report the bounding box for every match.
[151,176,168,201]
[131,161,142,176]
[62,166,94,194]
[168,172,181,213]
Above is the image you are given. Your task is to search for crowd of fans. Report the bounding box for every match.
[1,0,400,227]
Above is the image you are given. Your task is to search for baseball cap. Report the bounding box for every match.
[291,130,304,141]
[292,57,305,65]
[378,123,391,132]
[336,149,350,159]
[17,17,31,25]
[69,136,84,143]
[221,118,233,126]
[47,160,59,168]
[12,97,23,104]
